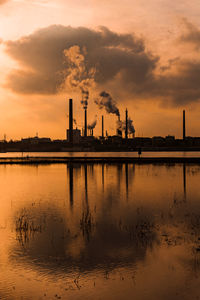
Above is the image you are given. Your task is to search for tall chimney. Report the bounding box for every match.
[183,110,185,140]
[125,108,128,139]
[84,108,87,137]
[102,115,104,138]
[69,98,73,143]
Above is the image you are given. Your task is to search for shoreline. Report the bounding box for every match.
[0,156,200,164]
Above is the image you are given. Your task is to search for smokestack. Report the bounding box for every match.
[84,108,87,137]
[69,98,73,143]
[125,108,128,139]
[183,110,185,140]
[102,115,104,138]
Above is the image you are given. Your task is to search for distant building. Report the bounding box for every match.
[165,135,175,144]
[21,136,51,144]
[107,135,122,144]
[152,136,165,146]
[66,129,81,144]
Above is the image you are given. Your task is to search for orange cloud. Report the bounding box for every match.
[0,0,8,4]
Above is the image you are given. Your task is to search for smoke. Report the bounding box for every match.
[117,117,122,136]
[123,117,135,134]
[95,91,120,116]
[127,118,135,134]
[81,88,89,109]
[87,119,97,130]
[63,46,95,109]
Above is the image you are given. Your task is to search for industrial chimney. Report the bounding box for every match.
[102,115,104,138]
[183,110,185,140]
[84,108,87,137]
[69,98,73,143]
[125,108,128,139]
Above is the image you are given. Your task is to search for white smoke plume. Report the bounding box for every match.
[63,46,95,108]
[123,117,135,134]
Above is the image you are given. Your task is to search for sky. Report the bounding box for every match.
[1,0,200,139]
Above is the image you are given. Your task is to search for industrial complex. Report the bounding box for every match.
[0,99,199,152]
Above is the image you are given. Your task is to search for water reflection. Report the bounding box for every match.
[69,164,74,208]
[183,163,186,201]
[2,163,200,299]
[12,163,157,275]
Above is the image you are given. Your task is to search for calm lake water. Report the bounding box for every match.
[1,162,200,299]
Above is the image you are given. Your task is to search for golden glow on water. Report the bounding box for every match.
[0,163,200,299]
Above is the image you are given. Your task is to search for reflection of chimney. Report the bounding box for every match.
[69,164,73,208]
[69,98,73,143]
[183,110,185,140]
[102,115,104,138]
[183,163,186,201]
[125,108,128,139]
[84,165,88,204]
[125,163,129,198]
[102,164,104,191]
[84,108,87,137]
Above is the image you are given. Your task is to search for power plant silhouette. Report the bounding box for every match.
[66,98,134,143]
[0,97,198,153]
[66,98,188,147]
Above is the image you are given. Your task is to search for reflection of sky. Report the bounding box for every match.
[1,163,200,298]
[11,163,157,273]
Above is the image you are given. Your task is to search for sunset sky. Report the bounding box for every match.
[1,0,200,139]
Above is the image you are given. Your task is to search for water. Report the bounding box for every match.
[1,162,200,299]
[1,151,200,158]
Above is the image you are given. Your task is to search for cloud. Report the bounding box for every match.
[5,25,156,95]
[0,0,8,4]
[179,18,200,47]
[5,23,200,106]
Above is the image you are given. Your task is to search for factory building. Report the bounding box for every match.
[66,129,81,144]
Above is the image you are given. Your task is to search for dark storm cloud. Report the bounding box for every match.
[5,23,200,106]
[5,25,156,94]
[179,19,200,47]
[133,60,200,106]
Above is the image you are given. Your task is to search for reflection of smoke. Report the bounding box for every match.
[95,91,120,116]
[63,46,95,109]
[123,118,135,134]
